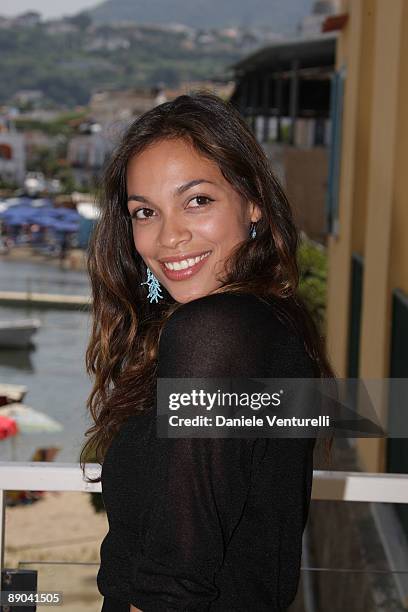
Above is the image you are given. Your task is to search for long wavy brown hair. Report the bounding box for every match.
[80,91,335,482]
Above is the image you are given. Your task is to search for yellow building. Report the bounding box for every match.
[326,0,408,474]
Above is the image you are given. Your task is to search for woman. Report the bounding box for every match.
[81,92,334,611]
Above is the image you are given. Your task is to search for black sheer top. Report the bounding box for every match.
[97,292,316,612]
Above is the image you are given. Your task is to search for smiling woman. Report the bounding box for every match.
[80,92,335,611]
[125,137,261,303]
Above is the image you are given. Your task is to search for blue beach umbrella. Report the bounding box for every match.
[35,216,60,227]
[53,221,79,233]
[30,198,53,208]
[1,204,28,215]
[53,209,80,222]
[60,210,80,221]
[4,197,33,208]
[1,210,35,225]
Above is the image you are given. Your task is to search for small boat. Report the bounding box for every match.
[0,383,27,405]
[0,318,41,349]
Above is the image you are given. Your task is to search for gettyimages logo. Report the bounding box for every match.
[155,377,404,439]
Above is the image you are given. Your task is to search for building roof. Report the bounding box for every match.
[232,33,337,75]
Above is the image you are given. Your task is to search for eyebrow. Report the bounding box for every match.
[127,179,217,204]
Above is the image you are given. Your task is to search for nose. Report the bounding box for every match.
[157,214,192,249]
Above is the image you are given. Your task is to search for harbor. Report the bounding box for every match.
[0,255,93,464]
[0,247,106,611]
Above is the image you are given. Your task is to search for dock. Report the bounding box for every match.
[0,291,91,311]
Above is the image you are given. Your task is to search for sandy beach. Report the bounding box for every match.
[5,491,108,612]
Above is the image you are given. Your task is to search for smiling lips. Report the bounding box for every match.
[159,250,211,280]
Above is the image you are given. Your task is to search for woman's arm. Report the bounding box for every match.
[127,433,254,609]
[130,605,142,612]
[124,295,259,609]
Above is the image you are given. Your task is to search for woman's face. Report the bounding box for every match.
[126,137,261,304]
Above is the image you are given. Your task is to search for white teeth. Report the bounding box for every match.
[163,251,210,271]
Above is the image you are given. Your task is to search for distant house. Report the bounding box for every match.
[12,12,41,28]
[298,0,342,36]
[44,19,78,35]
[84,36,131,52]
[89,88,161,126]
[67,132,114,189]
[0,132,26,185]
[66,88,162,188]
[230,33,337,243]
[23,130,60,163]
[0,16,11,30]
[11,90,44,109]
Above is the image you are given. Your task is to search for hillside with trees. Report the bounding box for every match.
[0,20,247,107]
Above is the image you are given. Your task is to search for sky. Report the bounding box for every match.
[0,0,101,19]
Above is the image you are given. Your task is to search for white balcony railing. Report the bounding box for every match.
[1,463,408,580]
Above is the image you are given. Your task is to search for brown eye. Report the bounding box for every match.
[132,208,156,220]
[187,195,214,208]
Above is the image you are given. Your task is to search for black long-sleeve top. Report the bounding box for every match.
[97,292,316,612]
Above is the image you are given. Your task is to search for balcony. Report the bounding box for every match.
[1,463,408,611]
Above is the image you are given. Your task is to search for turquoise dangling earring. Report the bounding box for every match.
[140,266,163,303]
[250,222,257,239]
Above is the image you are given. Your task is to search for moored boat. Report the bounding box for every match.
[0,318,41,348]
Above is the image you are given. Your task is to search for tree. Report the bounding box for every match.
[150,66,180,87]
[297,233,328,334]
[27,146,59,176]
[68,12,92,32]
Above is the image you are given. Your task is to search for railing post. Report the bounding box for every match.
[0,489,5,575]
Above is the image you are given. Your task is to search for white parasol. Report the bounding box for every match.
[0,403,63,434]
[0,403,63,460]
